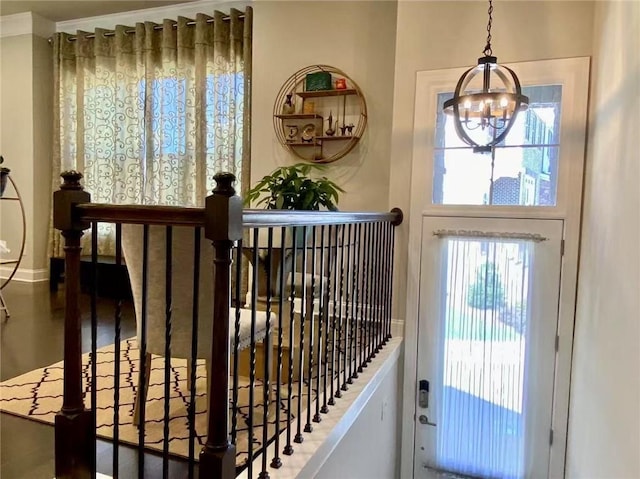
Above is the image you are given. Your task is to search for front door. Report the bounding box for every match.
[414,216,563,479]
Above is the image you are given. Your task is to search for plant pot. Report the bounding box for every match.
[0,168,10,197]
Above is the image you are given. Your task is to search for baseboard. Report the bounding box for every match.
[391,318,404,337]
[0,266,48,283]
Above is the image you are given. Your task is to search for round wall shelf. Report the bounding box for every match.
[273,65,367,164]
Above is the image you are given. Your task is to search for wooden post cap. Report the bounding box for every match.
[60,170,84,190]
[212,172,237,197]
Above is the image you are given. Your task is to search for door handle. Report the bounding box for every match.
[418,414,437,426]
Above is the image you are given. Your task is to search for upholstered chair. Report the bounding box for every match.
[121,225,272,426]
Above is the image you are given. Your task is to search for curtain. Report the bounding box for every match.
[49,8,252,257]
[434,237,534,479]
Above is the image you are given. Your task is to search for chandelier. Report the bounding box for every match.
[443,0,529,153]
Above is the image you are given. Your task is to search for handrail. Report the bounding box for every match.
[242,207,403,227]
[76,204,205,226]
[74,204,403,228]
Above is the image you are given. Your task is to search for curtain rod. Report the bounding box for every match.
[47,13,244,44]
[433,229,548,242]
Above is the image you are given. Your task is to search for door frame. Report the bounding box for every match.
[400,57,590,479]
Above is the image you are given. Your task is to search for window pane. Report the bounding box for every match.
[502,85,562,147]
[492,146,559,206]
[433,85,562,207]
[434,148,492,205]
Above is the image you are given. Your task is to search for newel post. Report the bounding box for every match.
[53,171,94,478]
[200,172,243,479]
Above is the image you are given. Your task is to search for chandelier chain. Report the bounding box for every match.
[484,0,493,57]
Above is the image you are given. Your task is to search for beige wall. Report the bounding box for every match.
[315,347,401,479]
[251,0,397,212]
[389,0,595,318]
[567,2,640,477]
[0,34,35,272]
[31,34,53,271]
[0,31,52,278]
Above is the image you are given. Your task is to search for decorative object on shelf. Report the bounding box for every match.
[273,65,367,163]
[282,93,295,115]
[302,100,316,114]
[305,71,332,91]
[0,155,9,197]
[443,0,529,153]
[325,111,336,136]
[335,78,347,90]
[346,124,354,136]
[245,163,343,211]
[301,124,316,143]
[286,125,299,142]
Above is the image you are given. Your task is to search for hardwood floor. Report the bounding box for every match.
[0,281,193,479]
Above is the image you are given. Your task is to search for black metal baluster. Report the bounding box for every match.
[379,223,386,349]
[314,225,326,423]
[271,227,286,469]
[249,228,259,477]
[328,225,339,405]
[321,225,333,413]
[380,222,389,346]
[365,223,374,365]
[113,224,122,479]
[345,224,354,385]
[90,223,98,472]
[162,226,173,479]
[377,223,385,351]
[351,223,361,380]
[358,223,369,373]
[304,226,317,433]
[385,223,393,342]
[259,228,273,479]
[231,239,242,444]
[283,227,297,456]
[295,226,307,444]
[388,223,397,340]
[188,227,201,479]
[337,225,347,396]
[374,222,383,354]
[137,225,149,479]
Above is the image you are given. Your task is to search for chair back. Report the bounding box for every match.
[122,225,213,360]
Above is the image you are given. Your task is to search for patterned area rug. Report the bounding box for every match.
[0,338,297,468]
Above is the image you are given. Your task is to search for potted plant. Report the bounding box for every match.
[245,163,343,211]
[244,163,343,297]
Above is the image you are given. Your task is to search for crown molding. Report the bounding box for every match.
[56,0,250,34]
[0,12,55,39]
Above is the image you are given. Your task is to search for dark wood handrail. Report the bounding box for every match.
[76,204,206,226]
[74,204,403,227]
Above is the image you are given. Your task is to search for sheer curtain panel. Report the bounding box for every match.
[49,8,252,256]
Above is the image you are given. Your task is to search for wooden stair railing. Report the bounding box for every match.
[53,169,403,479]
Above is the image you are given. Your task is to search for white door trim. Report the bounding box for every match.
[400,57,590,479]
[415,216,564,477]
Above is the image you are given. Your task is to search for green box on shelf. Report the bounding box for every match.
[305,72,332,91]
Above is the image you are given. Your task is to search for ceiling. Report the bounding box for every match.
[0,0,197,22]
